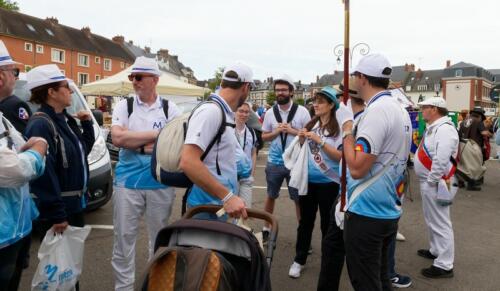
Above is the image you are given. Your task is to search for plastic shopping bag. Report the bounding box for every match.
[31,225,91,291]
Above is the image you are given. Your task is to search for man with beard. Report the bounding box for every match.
[261,75,311,240]
[180,62,252,219]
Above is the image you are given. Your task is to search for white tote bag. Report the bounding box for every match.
[31,225,91,291]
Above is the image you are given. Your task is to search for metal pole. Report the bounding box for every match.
[340,0,350,211]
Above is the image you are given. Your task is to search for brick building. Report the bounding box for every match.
[0,7,135,86]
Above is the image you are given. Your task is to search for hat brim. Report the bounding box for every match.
[0,60,21,66]
[26,77,69,91]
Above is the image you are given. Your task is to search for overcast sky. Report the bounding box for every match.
[16,0,500,83]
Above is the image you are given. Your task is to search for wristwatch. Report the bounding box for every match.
[342,131,353,139]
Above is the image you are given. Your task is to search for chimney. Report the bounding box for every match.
[416,68,423,80]
[410,64,415,72]
[144,46,151,54]
[157,49,169,61]
[404,63,409,72]
[45,17,58,26]
[112,35,125,45]
[446,60,451,68]
[172,55,178,61]
[81,27,91,38]
[334,70,338,74]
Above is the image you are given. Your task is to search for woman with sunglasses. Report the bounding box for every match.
[288,86,343,279]
[24,65,95,265]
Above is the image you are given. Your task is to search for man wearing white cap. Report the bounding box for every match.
[111,56,181,290]
[415,97,458,279]
[261,74,311,238]
[0,40,47,290]
[338,53,412,290]
[180,62,252,218]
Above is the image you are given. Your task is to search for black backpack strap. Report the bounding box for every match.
[162,99,169,120]
[275,103,299,152]
[127,97,134,117]
[31,112,69,169]
[248,126,256,148]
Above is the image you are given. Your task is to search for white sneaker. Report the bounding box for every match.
[288,262,304,278]
[396,232,406,242]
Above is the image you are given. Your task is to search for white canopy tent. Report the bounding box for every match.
[81,68,207,101]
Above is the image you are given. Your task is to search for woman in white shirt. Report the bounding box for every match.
[288,87,343,279]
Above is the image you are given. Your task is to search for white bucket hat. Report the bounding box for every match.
[353,53,392,79]
[417,97,447,109]
[26,64,68,91]
[0,40,20,67]
[222,62,254,84]
[130,56,161,76]
[274,74,296,90]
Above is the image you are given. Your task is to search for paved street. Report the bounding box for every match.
[20,149,500,291]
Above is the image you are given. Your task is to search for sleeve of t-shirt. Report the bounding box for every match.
[111,99,128,128]
[262,110,274,133]
[297,106,311,129]
[167,101,182,121]
[355,107,387,155]
[184,104,222,152]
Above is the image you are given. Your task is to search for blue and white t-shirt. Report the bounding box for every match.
[346,91,412,219]
[307,123,342,184]
[184,94,238,206]
[235,125,256,163]
[112,95,181,189]
[262,103,310,165]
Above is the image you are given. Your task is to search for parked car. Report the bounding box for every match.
[14,77,113,211]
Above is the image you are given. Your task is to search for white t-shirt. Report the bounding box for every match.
[112,95,181,189]
[262,102,311,165]
[235,125,256,161]
[346,91,412,219]
[184,94,238,206]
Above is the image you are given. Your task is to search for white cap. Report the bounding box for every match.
[222,62,254,83]
[26,64,68,91]
[353,53,392,79]
[130,56,161,76]
[417,97,447,109]
[274,74,296,90]
[0,40,20,67]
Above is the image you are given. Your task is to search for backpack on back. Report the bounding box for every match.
[150,98,230,188]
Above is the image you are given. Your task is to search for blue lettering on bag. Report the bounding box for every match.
[44,264,58,282]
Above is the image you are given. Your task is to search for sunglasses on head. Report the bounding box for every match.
[0,67,20,77]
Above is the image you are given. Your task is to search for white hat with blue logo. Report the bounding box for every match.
[130,56,161,76]
[26,64,68,91]
[0,40,20,67]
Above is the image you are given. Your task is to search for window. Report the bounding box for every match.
[95,56,100,64]
[95,74,101,81]
[405,85,411,92]
[26,24,36,32]
[36,44,44,54]
[25,65,33,72]
[417,85,428,91]
[51,48,65,63]
[104,59,112,71]
[78,73,89,86]
[455,69,463,77]
[78,53,89,67]
[45,28,54,36]
[120,61,125,69]
[24,42,33,52]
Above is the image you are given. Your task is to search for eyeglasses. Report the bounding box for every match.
[274,89,289,93]
[0,68,20,77]
[55,82,72,91]
[128,74,152,82]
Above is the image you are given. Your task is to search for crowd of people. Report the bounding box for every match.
[1,36,499,291]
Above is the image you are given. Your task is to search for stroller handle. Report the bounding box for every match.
[183,205,279,233]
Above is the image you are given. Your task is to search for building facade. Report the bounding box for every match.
[0,8,135,87]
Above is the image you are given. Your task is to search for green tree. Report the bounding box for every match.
[295,98,305,106]
[266,90,276,105]
[203,67,224,100]
[0,0,19,11]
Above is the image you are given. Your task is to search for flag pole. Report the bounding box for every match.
[340,0,350,211]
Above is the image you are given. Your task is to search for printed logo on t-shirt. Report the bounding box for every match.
[355,137,371,153]
[18,107,29,120]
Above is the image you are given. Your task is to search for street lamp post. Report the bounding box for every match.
[334,42,370,67]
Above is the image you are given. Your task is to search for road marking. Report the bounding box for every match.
[88,224,114,230]
[253,186,287,190]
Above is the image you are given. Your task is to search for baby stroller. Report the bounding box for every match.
[140,205,279,291]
